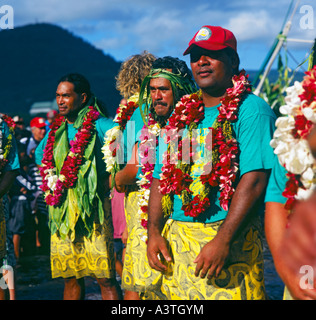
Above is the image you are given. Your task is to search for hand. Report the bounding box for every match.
[194,236,230,279]
[20,187,27,195]
[147,232,172,272]
[122,225,128,245]
[113,173,126,193]
[115,184,126,193]
[280,192,316,299]
[280,262,316,300]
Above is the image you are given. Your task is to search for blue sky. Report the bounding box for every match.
[4,0,316,72]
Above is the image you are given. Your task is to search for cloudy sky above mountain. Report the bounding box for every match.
[4,0,315,70]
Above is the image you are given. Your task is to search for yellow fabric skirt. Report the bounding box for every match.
[50,199,116,280]
[0,198,6,260]
[146,217,266,300]
[122,191,159,298]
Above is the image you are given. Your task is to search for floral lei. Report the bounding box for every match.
[0,114,16,173]
[39,106,99,206]
[136,114,160,237]
[270,66,316,211]
[102,97,138,182]
[160,70,252,218]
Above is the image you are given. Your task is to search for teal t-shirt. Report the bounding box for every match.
[35,116,115,176]
[153,93,277,223]
[1,121,20,172]
[124,106,145,165]
[264,155,288,204]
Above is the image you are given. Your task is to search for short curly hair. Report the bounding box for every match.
[116,51,156,99]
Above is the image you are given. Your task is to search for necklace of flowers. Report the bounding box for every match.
[160,70,251,218]
[102,97,138,183]
[135,114,160,238]
[270,66,316,211]
[0,114,16,173]
[39,106,100,206]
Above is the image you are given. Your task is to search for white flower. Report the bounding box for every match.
[102,126,123,173]
[47,174,58,191]
[296,187,314,201]
[44,168,58,191]
[271,76,316,204]
[301,166,315,189]
[302,107,316,123]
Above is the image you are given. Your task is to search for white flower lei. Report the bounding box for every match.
[270,78,316,201]
[136,121,161,242]
[102,94,139,176]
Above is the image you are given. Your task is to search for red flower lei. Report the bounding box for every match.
[39,106,99,206]
[109,100,138,158]
[160,70,251,218]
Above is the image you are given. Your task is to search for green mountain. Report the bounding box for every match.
[0,23,122,120]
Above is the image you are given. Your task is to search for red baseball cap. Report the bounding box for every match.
[30,117,46,128]
[183,26,237,55]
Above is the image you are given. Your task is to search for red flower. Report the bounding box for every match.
[40,107,99,206]
[160,70,249,217]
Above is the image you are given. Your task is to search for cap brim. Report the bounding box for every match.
[183,42,231,56]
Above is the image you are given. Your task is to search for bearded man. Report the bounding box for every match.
[114,56,197,299]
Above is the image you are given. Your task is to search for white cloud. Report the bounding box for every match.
[226,10,279,42]
[5,0,315,69]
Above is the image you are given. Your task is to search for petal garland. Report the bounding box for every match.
[270,66,316,210]
[102,98,138,181]
[160,70,251,218]
[136,114,160,240]
[0,114,15,173]
[39,106,99,206]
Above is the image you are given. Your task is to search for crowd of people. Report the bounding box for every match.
[0,25,316,301]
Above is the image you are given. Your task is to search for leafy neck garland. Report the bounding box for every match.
[270,66,316,211]
[159,70,252,218]
[39,106,99,206]
[102,94,139,186]
[0,114,15,173]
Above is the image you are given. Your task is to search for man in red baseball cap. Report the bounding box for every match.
[147,25,277,300]
[26,117,47,157]
[183,25,237,55]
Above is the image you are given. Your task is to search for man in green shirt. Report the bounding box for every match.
[147,26,276,300]
[35,73,120,300]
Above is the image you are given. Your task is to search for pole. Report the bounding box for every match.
[254,0,301,96]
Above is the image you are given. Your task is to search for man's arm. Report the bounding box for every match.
[114,143,139,192]
[194,169,269,278]
[147,177,172,272]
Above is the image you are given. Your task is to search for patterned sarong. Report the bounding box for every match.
[50,199,115,279]
[122,190,158,299]
[147,217,266,300]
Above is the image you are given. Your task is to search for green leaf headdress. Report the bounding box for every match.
[138,68,198,125]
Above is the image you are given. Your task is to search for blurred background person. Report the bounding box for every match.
[45,109,58,131]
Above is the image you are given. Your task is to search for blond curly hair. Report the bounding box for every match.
[116,51,156,99]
